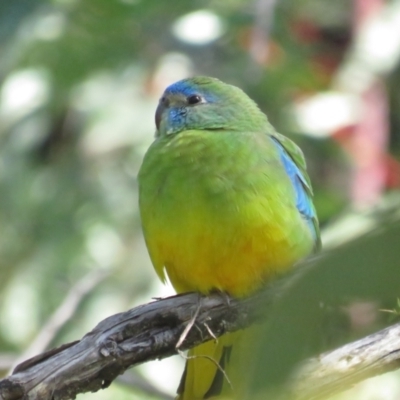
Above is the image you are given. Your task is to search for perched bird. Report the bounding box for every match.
[138,76,320,399]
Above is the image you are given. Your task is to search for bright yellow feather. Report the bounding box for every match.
[139,131,313,297]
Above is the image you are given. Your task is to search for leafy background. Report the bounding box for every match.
[1,0,400,399]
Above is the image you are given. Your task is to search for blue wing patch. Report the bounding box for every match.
[271,137,318,240]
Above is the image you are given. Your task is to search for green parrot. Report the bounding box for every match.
[138,76,320,399]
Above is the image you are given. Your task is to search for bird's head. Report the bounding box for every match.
[155,76,268,137]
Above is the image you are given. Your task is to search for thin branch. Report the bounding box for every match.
[249,0,278,65]
[288,321,400,400]
[117,370,174,400]
[0,355,17,374]
[11,268,110,372]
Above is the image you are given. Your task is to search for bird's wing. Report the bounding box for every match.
[271,131,321,250]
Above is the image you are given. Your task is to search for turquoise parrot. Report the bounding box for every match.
[138,76,320,399]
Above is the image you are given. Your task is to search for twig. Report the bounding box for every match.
[204,322,218,342]
[117,370,174,400]
[11,268,110,372]
[175,297,201,349]
[177,349,233,391]
[249,0,278,65]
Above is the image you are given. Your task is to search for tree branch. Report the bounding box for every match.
[0,291,268,400]
[288,321,400,400]
[0,284,400,400]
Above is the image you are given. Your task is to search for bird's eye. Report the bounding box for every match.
[187,95,202,105]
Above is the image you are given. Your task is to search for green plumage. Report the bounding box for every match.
[138,76,320,399]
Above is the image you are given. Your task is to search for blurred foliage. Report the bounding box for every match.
[0,0,399,399]
[250,206,400,398]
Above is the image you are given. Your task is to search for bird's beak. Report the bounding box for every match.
[155,98,169,130]
[155,103,164,130]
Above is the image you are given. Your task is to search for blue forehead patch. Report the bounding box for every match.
[164,79,217,103]
[165,80,195,96]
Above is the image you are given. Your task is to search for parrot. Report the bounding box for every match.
[138,76,320,399]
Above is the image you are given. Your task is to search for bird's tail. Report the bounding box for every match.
[176,330,256,400]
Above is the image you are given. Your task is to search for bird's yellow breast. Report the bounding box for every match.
[139,130,313,297]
